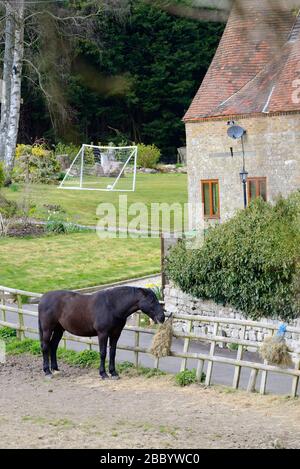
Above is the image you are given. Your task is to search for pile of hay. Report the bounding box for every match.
[260,336,292,367]
[150,316,173,358]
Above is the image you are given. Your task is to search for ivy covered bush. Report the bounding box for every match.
[12,144,60,184]
[166,193,300,321]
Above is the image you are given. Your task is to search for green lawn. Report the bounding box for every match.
[4,173,187,228]
[0,233,160,293]
[1,173,186,292]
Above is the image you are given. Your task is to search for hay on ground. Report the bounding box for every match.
[259,336,293,367]
[150,317,173,358]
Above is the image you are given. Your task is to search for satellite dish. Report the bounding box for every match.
[227,125,246,140]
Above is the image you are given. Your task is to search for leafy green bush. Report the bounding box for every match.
[46,218,66,234]
[0,327,17,340]
[54,142,80,160]
[45,213,87,234]
[12,143,60,184]
[137,144,161,168]
[0,193,18,218]
[54,143,95,166]
[175,369,205,386]
[166,194,300,321]
[46,219,85,234]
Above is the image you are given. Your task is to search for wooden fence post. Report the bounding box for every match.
[88,338,92,351]
[247,368,258,393]
[1,290,6,323]
[260,331,274,395]
[196,359,204,382]
[16,294,25,340]
[232,326,246,389]
[205,322,218,386]
[291,357,300,398]
[180,319,192,372]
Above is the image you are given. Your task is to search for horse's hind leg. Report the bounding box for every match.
[50,324,64,372]
[40,329,53,377]
[97,332,109,379]
[109,328,123,379]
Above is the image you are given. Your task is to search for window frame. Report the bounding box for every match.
[201,179,220,219]
[247,177,267,204]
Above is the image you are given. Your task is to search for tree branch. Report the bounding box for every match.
[22,57,51,99]
[25,7,102,24]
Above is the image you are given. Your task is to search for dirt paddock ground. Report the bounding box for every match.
[0,354,300,449]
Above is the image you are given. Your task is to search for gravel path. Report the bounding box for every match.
[0,354,300,449]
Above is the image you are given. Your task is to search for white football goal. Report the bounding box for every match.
[58,144,138,192]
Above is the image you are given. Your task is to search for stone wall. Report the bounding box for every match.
[186,113,300,230]
[164,283,300,353]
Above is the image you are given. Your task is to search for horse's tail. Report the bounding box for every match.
[38,317,43,344]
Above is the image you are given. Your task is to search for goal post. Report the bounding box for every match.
[58,144,138,192]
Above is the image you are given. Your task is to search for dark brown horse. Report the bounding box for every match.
[38,286,165,379]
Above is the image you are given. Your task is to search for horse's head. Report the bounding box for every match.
[138,288,165,324]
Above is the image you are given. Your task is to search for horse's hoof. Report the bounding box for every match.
[44,373,52,380]
[110,374,120,380]
[52,370,60,376]
[100,374,109,380]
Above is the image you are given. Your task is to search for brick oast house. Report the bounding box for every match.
[184,0,300,230]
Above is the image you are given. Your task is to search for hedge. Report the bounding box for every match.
[166,193,300,321]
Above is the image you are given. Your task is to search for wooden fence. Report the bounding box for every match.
[0,285,300,397]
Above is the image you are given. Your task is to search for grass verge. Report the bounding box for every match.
[0,328,166,378]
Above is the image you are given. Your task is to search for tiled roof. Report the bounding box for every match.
[184,0,299,121]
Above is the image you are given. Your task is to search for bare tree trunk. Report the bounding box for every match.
[4,0,25,178]
[0,1,16,163]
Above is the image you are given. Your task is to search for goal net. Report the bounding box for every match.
[58,144,137,192]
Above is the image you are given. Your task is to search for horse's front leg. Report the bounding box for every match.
[97,332,109,379]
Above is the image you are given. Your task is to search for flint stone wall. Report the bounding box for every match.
[164,283,300,352]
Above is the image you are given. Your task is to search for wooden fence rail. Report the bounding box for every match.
[0,285,299,397]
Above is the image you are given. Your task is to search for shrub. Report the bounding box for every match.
[137,143,161,168]
[54,142,80,160]
[13,143,60,184]
[0,193,18,218]
[175,369,205,386]
[0,327,17,340]
[46,218,66,234]
[46,213,87,234]
[166,193,300,321]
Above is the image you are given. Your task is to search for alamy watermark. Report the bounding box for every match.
[95,195,206,248]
